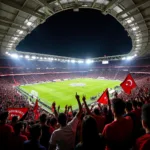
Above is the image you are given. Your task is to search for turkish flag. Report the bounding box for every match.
[120,74,137,94]
[33,100,40,120]
[8,108,28,120]
[97,89,109,104]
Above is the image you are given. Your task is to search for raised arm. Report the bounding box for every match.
[82,95,93,115]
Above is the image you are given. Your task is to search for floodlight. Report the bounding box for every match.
[86,59,93,64]
[127,19,132,23]
[71,60,75,63]
[78,60,84,63]
[11,53,18,58]
[27,22,32,26]
[19,30,23,34]
[44,57,47,60]
[126,56,133,60]
[122,57,126,60]
[32,56,36,59]
[132,27,136,31]
[134,54,137,57]
[13,37,18,40]
[25,55,29,59]
[5,51,8,54]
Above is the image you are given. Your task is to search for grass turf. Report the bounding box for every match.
[20,78,121,110]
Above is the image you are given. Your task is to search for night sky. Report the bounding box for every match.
[17,9,132,58]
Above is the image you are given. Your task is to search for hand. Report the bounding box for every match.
[82,95,86,102]
[52,102,56,107]
[65,105,68,110]
[75,92,80,100]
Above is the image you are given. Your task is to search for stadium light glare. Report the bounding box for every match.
[19,30,23,34]
[126,56,133,60]
[27,22,32,26]
[11,53,18,59]
[5,51,8,55]
[25,55,29,59]
[78,60,84,63]
[127,19,132,23]
[40,57,43,60]
[122,57,126,60]
[86,59,93,64]
[32,56,36,59]
[134,54,137,57]
[13,37,18,40]
[71,60,75,63]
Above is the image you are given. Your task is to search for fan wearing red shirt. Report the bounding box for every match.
[8,121,28,150]
[0,112,14,150]
[82,96,106,133]
[102,98,133,150]
[134,104,150,150]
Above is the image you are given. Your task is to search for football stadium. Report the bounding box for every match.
[0,0,150,150]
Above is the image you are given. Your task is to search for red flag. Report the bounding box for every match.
[7,108,28,120]
[97,89,109,104]
[33,100,40,120]
[120,74,137,94]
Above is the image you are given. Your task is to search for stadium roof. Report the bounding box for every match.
[0,0,150,61]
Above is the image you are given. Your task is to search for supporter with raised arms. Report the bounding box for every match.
[49,93,82,150]
[82,95,106,133]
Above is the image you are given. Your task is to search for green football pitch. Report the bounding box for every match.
[20,78,121,110]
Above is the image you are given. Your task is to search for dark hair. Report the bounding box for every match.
[58,113,67,126]
[14,121,24,134]
[40,114,47,123]
[30,124,42,139]
[132,100,138,108]
[111,98,125,115]
[94,108,100,115]
[50,117,57,126]
[142,104,150,129]
[12,116,18,123]
[137,102,143,108]
[82,115,99,144]
[0,111,8,121]
[125,102,132,112]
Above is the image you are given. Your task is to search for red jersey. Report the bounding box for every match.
[102,117,133,150]
[94,115,106,133]
[0,123,14,150]
[8,133,28,150]
[134,134,150,150]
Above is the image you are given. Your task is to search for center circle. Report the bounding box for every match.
[70,83,86,87]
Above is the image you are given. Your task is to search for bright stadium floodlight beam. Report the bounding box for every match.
[32,56,36,59]
[11,53,18,59]
[71,60,75,63]
[5,51,8,55]
[127,19,132,23]
[122,57,126,60]
[78,60,84,63]
[126,56,134,60]
[25,55,29,59]
[27,22,32,26]
[86,59,93,64]
[40,57,43,60]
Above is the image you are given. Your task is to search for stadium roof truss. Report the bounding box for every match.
[0,0,150,61]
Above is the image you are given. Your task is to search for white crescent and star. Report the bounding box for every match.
[126,79,133,86]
